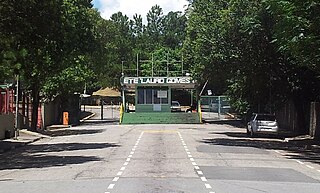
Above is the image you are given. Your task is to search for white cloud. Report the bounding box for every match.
[92,0,189,22]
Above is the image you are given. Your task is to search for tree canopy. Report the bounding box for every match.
[1,0,320,133]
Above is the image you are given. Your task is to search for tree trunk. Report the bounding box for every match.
[293,93,309,135]
[30,86,40,131]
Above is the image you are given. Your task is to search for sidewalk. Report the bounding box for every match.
[284,135,320,151]
[0,130,49,153]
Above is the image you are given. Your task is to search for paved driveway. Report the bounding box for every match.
[0,122,319,193]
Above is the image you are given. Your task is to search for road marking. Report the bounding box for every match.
[144,130,177,133]
[105,131,144,192]
[200,177,208,182]
[306,165,314,169]
[178,131,215,193]
[317,170,320,172]
[107,184,115,189]
[197,171,203,175]
[112,177,119,182]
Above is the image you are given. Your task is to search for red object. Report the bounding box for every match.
[0,88,14,114]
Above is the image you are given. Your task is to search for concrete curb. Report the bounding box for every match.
[0,136,43,154]
[80,112,96,123]
[284,135,312,143]
[19,129,51,138]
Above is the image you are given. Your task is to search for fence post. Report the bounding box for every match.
[100,99,104,120]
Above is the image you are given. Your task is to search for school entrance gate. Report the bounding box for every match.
[120,76,201,124]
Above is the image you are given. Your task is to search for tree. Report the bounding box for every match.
[1,0,98,130]
[266,0,320,73]
[146,5,164,49]
[184,0,289,113]
[162,11,187,49]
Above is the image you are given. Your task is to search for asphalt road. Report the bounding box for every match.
[0,122,320,193]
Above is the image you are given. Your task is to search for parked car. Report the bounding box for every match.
[185,104,197,113]
[171,101,181,112]
[247,113,279,137]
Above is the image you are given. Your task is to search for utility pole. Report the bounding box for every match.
[166,52,169,76]
[182,55,184,76]
[121,61,124,75]
[136,53,139,77]
[152,54,154,77]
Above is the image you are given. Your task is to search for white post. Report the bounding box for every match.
[122,89,125,111]
[218,96,221,119]
[15,74,19,139]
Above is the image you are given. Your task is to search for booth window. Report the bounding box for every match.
[146,89,153,104]
[137,87,168,105]
[138,88,145,104]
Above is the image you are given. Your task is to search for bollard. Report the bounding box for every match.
[63,112,69,125]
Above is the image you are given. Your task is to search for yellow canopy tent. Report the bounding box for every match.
[92,87,121,97]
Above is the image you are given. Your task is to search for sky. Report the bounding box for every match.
[91,0,189,22]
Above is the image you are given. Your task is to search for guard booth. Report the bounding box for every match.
[120,76,201,124]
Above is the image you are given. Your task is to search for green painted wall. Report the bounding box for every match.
[122,112,201,124]
[135,104,171,112]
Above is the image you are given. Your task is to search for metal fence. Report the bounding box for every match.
[200,96,231,120]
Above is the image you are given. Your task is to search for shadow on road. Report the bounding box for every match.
[213,131,285,139]
[0,142,120,170]
[81,119,119,126]
[39,129,104,137]
[204,120,245,128]
[201,131,320,165]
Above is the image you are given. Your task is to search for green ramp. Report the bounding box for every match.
[121,112,201,124]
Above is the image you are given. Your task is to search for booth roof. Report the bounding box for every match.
[92,87,121,97]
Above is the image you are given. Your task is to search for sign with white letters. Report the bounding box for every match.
[122,77,195,85]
